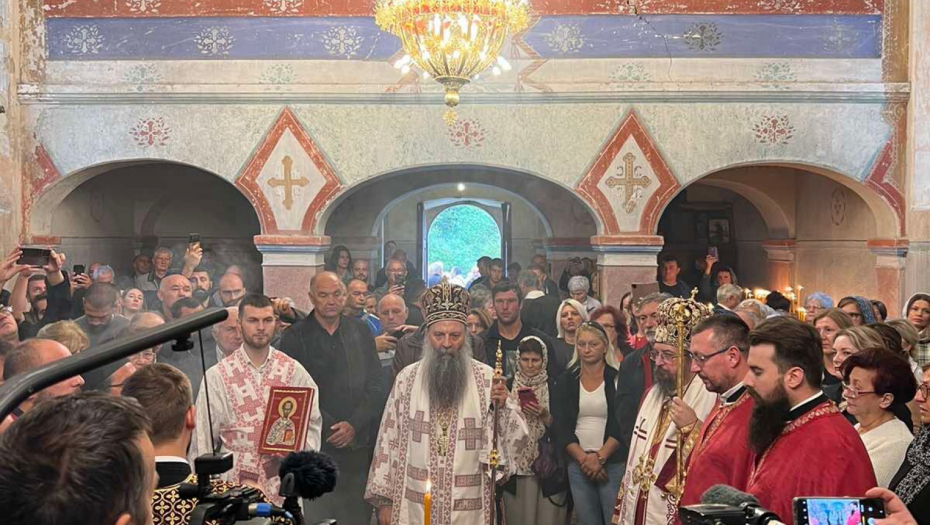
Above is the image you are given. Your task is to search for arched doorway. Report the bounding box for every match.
[49,162,263,290]
[426,203,502,284]
[656,164,895,305]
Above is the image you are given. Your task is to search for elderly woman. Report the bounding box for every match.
[887,319,924,382]
[590,305,633,362]
[552,299,589,372]
[838,296,878,326]
[842,348,917,487]
[813,309,854,386]
[503,336,568,525]
[888,364,930,523]
[553,322,623,525]
[804,292,835,319]
[568,276,602,315]
[36,320,89,354]
[904,293,930,368]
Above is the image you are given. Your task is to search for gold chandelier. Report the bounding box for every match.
[375,0,532,123]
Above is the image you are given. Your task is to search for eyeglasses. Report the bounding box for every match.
[649,349,679,363]
[685,347,731,367]
[842,382,877,398]
[918,382,930,400]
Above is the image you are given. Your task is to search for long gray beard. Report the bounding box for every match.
[421,334,473,410]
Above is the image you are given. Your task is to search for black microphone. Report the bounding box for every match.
[278,451,339,525]
[697,485,785,525]
[278,451,339,501]
[701,484,761,506]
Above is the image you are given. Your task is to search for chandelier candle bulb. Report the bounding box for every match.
[375,0,531,115]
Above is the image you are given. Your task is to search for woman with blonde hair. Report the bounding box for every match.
[813,308,855,389]
[550,299,589,373]
[37,320,89,354]
[553,321,623,525]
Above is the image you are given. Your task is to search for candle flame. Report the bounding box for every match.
[426,480,431,492]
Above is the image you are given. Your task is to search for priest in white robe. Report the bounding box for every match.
[612,295,717,525]
[366,281,530,525]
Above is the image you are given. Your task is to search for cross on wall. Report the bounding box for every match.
[605,152,652,214]
[267,155,309,211]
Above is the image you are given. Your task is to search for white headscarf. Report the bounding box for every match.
[509,336,550,474]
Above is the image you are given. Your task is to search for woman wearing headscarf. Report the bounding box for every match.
[903,293,930,368]
[503,336,568,525]
[838,296,878,326]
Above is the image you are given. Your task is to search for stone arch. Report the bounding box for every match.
[28,158,257,237]
[653,161,901,240]
[318,164,599,239]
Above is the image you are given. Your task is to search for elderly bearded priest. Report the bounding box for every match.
[366,281,529,525]
[613,296,717,525]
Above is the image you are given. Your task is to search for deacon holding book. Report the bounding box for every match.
[191,293,322,503]
[366,280,529,525]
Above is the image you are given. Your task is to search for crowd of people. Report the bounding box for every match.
[0,241,927,525]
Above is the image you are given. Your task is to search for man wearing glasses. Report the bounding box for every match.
[678,315,756,510]
[613,296,717,525]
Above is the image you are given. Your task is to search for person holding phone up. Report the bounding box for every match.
[502,336,569,525]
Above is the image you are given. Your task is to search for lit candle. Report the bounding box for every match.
[424,481,432,525]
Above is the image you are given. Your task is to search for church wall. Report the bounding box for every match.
[683,185,769,290]
[0,0,21,253]
[794,174,879,303]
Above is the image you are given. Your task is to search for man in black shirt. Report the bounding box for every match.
[481,282,558,379]
[658,253,691,298]
[280,271,384,525]
[518,269,560,338]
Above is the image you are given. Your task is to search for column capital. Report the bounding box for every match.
[762,239,797,262]
[868,239,909,269]
[590,235,664,266]
[255,235,330,266]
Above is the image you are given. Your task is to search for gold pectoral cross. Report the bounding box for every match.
[605,152,652,213]
[268,155,309,211]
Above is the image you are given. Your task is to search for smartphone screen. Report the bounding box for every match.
[18,248,51,267]
[189,233,200,244]
[73,264,86,275]
[708,246,718,259]
[793,497,885,525]
[518,388,538,407]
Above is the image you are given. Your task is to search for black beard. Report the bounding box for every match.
[655,367,676,398]
[748,385,791,455]
[422,337,472,410]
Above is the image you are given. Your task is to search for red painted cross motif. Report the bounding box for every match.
[410,411,430,443]
[458,418,482,451]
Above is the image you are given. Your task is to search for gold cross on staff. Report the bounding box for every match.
[268,155,309,211]
[605,152,652,213]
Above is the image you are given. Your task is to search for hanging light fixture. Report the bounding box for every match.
[375,0,531,124]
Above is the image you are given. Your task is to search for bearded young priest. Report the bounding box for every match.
[612,296,717,525]
[744,316,877,525]
[365,281,529,525]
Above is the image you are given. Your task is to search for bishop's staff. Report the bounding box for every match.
[670,290,698,498]
[488,341,503,525]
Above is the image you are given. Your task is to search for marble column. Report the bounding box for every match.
[762,240,796,293]
[255,235,330,312]
[868,239,909,314]
[591,235,664,306]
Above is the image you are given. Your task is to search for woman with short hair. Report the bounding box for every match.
[813,308,854,388]
[466,308,492,337]
[842,348,917,487]
[889,364,930,524]
[590,305,633,362]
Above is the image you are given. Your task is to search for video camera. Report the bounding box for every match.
[681,485,784,525]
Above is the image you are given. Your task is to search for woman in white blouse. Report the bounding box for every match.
[842,348,919,487]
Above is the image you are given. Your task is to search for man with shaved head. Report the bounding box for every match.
[217,272,247,307]
[0,338,85,433]
[158,274,192,320]
[280,271,384,524]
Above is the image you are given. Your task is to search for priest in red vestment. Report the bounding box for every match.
[743,317,877,525]
[679,315,756,510]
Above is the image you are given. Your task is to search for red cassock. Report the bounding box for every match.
[679,392,756,509]
[746,401,878,525]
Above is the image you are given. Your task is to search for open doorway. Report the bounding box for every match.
[426,203,502,287]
